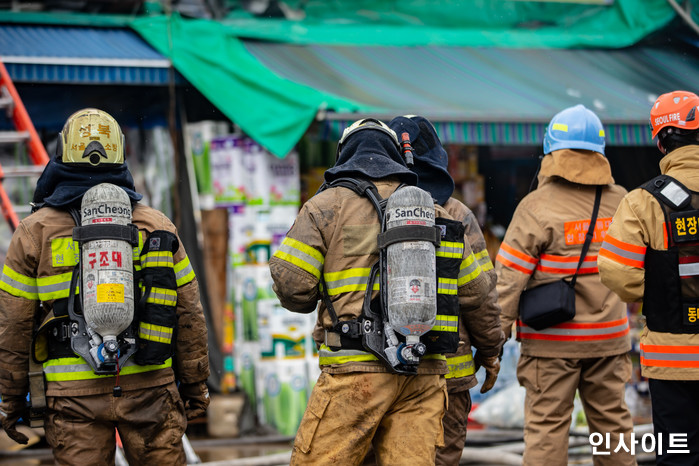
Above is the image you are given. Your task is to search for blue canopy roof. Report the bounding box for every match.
[0,24,177,85]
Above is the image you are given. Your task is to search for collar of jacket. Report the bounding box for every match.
[538,148,614,186]
[660,145,699,181]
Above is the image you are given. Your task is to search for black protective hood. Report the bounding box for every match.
[389,116,454,206]
[324,127,418,185]
[33,157,143,209]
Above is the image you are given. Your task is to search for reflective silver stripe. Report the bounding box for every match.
[475,249,494,271]
[175,261,193,282]
[539,256,596,270]
[436,241,463,258]
[324,268,374,295]
[141,253,174,268]
[519,319,629,337]
[437,277,458,295]
[600,241,645,263]
[497,247,536,272]
[679,262,699,277]
[433,315,458,332]
[641,349,699,362]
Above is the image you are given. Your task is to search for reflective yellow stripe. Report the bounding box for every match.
[318,344,378,365]
[139,286,177,306]
[324,268,379,295]
[141,251,174,268]
[458,252,483,286]
[445,353,475,379]
[43,357,172,381]
[436,241,464,259]
[139,322,173,344]
[432,314,458,332]
[437,277,458,295]
[475,249,494,272]
[0,265,39,299]
[273,237,324,279]
[37,272,76,300]
[51,238,80,267]
[174,256,195,286]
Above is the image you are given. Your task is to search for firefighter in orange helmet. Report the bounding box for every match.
[496,105,635,465]
[0,109,209,464]
[599,90,699,465]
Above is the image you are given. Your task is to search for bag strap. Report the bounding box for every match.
[570,186,602,288]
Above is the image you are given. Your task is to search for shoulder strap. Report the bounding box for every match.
[641,174,693,210]
[571,186,602,288]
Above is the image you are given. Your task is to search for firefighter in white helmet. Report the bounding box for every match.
[599,90,699,464]
[0,108,209,464]
[496,105,635,466]
[269,118,492,464]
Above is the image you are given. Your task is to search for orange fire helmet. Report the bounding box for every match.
[650,91,699,139]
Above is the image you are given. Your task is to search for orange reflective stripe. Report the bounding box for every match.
[518,317,630,341]
[599,235,645,268]
[640,343,699,369]
[537,253,598,274]
[496,242,537,275]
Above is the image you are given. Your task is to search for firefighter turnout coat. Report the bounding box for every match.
[496,149,631,358]
[270,177,491,374]
[599,145,699,380]
[0,203,209,399]
[442,197,503,391]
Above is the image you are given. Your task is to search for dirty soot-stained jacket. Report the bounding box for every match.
[442,197,504,392]
[270,177,492,375]
[0,203,209,398]
[496,148,631,358]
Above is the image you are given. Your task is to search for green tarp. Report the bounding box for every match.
[0,0,683,155]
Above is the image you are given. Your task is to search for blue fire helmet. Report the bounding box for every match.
[543,104,606,155]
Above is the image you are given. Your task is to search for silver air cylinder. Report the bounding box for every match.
[384,185,437,344]
[80,183,134,359]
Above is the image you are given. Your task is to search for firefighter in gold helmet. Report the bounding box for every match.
[599,91,699,464]
[0,108,210,464]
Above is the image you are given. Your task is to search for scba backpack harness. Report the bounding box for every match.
[642,174,699,333]
[320,177,465,374]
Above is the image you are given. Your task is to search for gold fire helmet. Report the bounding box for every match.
[59,108,125,167]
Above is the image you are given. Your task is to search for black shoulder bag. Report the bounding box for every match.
[519,186,602,330]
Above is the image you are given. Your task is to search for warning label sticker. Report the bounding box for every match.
[96,283,125,303]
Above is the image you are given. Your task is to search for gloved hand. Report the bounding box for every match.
[474,352,501,394]
[178,381,210,420]
[0,396,29,445]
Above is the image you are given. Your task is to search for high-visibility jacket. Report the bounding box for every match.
[599,145,699,380]
[269,177,491,374]
[0,203,209,397]
[442,198,504,391]
[496,148,631,358]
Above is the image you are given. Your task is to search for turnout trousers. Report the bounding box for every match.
[435,389,472,466]
[291,371,447,466]
[517,353,636,466]
[44,381,187,466]
[648,379,699,465]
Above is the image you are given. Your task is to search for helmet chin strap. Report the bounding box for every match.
[657,139,667,155]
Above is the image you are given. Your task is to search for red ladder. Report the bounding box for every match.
[0,59,49,231]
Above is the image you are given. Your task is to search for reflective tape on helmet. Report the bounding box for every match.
[445,353,475,379]
[273,237,324,280]
[43,356,171,381]
[323,267,379,296]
